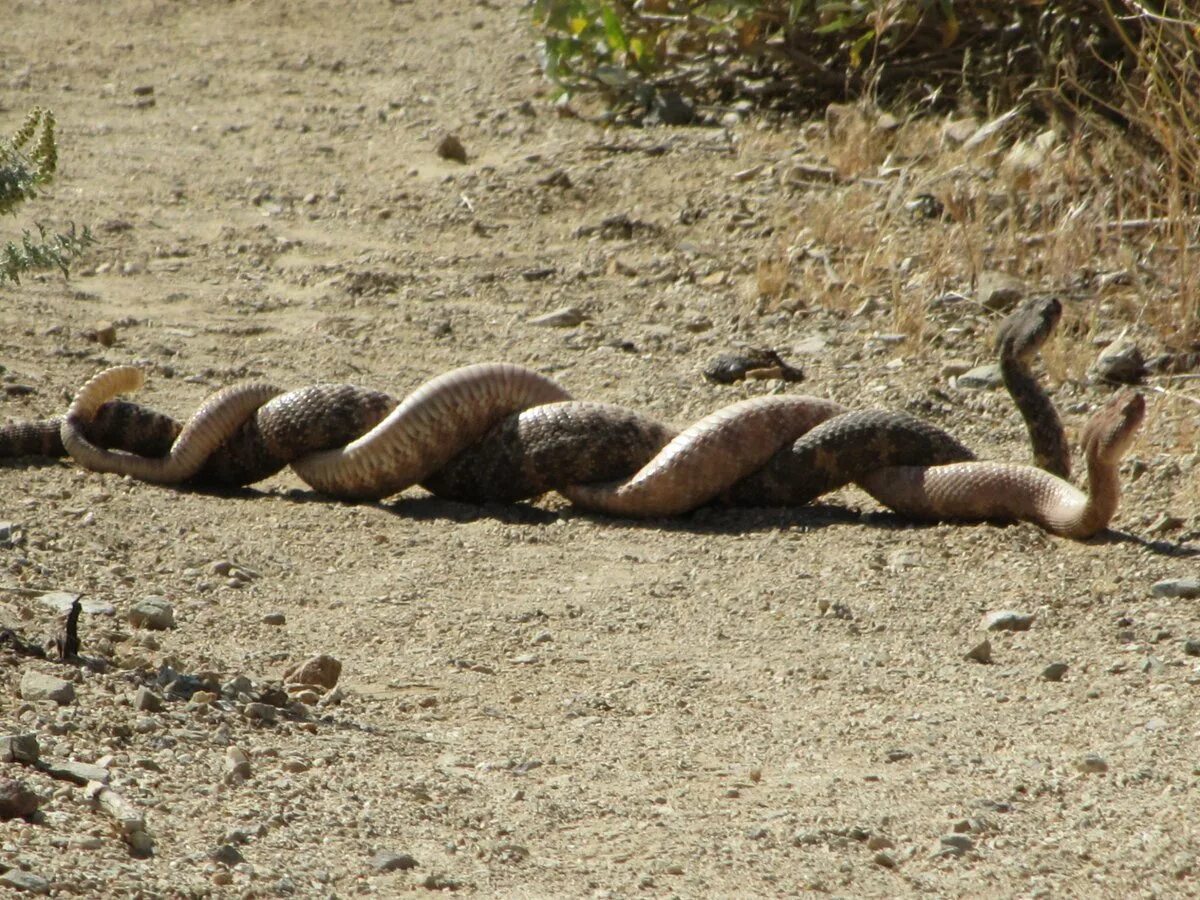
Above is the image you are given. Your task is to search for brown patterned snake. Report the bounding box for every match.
[1,300,1144,538]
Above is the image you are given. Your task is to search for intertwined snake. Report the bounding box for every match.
[0,299,1145,539]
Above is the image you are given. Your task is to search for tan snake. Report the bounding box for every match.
[0,300,1145,539]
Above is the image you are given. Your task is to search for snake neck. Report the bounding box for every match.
[1000,358,1070,479]
[1071,452,1121,539]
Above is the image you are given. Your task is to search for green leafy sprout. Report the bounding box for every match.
[1,107,94,285]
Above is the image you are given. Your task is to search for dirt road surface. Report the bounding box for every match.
[2,1,1198,896]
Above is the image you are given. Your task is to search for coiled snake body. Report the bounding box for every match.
[1,299,1144,539]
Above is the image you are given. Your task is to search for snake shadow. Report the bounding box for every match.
[349,492,1198,556]
[279,488,1195,555]
[25,466,1187,555]
[275,486,863,534]
[1096,530,1200,558]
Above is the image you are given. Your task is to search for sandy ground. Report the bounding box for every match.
[1,1,1198,897]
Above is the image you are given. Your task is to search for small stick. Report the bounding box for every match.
[0,584,86,597]
[86,781,154,857]
[48,597,81,660]
[1144,384,1200,408]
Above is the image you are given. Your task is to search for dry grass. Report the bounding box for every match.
[1041,304,1102,385]
[753,253,790,309]
[761,97,1200,373]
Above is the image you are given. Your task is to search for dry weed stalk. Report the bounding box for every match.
[1064,1,1200,343]
[781,88,1200,363]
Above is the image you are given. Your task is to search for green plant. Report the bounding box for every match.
[532,2,1027,111]
[529,2,1199,188]
[532,2,1200,341]
[1,107,93,284]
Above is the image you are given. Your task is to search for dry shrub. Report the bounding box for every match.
[536,2,1200,346]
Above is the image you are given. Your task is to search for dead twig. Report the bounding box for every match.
[86,782,154,857]
[48,597,81,660]
[1021,215,1200,246]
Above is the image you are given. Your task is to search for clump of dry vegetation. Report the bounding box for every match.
[533,2,1200,348]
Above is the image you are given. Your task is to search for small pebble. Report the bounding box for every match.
[223,675,254,697]
[91,321,117,347]
[0,778,41,820]
[134,687,164,713]
[243,702,277,724]
[982,610,1035,632]
[211,843,245,866]
[1,733,40,764]
[0,870,50,894]
[1094,339,1145,383]
[956,364,1003,390]
[35,590,87,614]
[225,747,252,783]
[976,271,1024,311]
[939,833,974,854]
[1151,578,1200,599]
[1147,513,1184,534]
[127,596,175,630]
[941,359,973,378]
[964,639,992,664]
[39,759,108,785]
[1041,662,1069,682]
[435,133,467,163]
[262,612,286,626]
[283,654,341,689]
[371,850,418,873]
[19,671,75,706]
[1077,753,1109,774]
[529,306,585,328]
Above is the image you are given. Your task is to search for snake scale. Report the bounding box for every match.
[0,298,1145,539]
